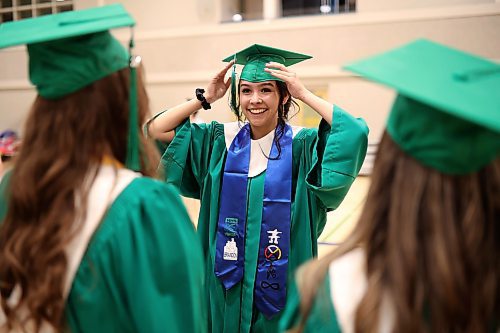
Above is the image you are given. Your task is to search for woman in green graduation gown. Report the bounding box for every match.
[280,40,500,333]
[147,44,369,332]
[0,5,205,333]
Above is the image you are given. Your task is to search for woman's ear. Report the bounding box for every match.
[282,94,290,105]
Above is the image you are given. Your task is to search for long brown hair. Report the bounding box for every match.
[0,66,160,332]
[295,131,500,332]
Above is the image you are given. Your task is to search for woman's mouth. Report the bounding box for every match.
[248,108,267,115]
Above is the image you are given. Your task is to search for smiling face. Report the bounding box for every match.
[239,80,288,139]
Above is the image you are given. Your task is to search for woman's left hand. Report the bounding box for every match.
[265,62,334,124]
[265,62,309,100]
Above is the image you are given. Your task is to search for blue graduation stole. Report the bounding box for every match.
[214,124,251,289]
[214,123,292,319]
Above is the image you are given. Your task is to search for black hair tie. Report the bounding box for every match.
[195,88,211,110]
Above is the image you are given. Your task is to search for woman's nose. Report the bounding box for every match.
[250,94,262,104]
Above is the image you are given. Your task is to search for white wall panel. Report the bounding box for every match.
[1,1,499,143]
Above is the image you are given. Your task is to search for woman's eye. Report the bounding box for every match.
[241,89,251,94]
[261,88,272,93]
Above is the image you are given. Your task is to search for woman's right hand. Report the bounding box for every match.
[204,61,234,104]
[146,61,235,141]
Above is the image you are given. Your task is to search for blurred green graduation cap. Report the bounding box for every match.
[0,4,141,171]
[222,44,312,114]
[344,39,500,175]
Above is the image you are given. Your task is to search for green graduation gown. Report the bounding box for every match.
[161,106,368,333]
[0,170,207,333]
[279,275,341,333]
[278,249,367,333]
[280,248,500,333]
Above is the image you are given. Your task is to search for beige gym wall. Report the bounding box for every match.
[1,0,499,146]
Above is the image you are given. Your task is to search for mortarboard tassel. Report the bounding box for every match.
[126,31,141,171]
[230,55,238,115]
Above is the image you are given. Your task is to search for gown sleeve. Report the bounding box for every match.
[66,179,206,333]
[143,110,170,155]
[160,117,222,199]
[305,105,369,210]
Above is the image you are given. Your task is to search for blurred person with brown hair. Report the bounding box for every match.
[0,5,205,333]
[280,39,500,333]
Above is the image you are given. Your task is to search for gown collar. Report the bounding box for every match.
[223,122,303,178]
[328,248,395,333]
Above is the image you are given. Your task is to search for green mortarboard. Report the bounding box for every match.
[344,39,500,175]
[222,44,312,114]
[0,4,141,171]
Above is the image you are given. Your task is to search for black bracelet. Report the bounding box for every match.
[195,88,211,110]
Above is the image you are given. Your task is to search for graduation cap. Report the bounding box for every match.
[0,4,141,171]
[344,39,500,175]
[222,44,312,114]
